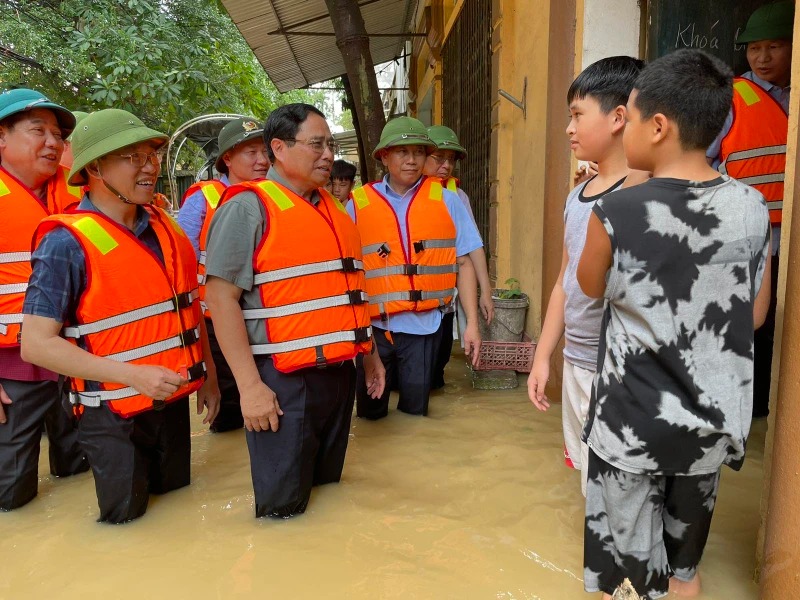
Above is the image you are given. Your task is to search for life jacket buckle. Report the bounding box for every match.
[347,290,367,305]
[152,399,166,411]
[353,326,371,344]
[408,290,423,302]
[402,264,418,276]
[173,292,194,309]
[340,257,358,272]
[413,240,425,253]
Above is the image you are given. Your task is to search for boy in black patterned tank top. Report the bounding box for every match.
[577,49,771,599]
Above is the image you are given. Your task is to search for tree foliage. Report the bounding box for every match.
[0,0,323,132]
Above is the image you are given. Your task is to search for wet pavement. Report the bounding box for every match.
[2,351,763,599]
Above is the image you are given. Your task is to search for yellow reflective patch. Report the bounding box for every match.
[0,179,10,197]
[734,80,761,107]
[258,180,294,211]
[352,187,369,209]
[446,178,457,193]
[332,196,348,214]
[429,181,443,201]
[73,217,119,255]
[164,212,186,237]
[67,184,82,199]
[201,184,222,209]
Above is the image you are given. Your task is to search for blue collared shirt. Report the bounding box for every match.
[23,196,162,324]
[176,174,230,259]
[346,175,483,335]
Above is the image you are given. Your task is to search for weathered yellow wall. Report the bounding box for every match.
[758,8,800,594]
[491,0,575,341]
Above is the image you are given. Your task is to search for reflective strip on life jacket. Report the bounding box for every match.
[0,283,27,295]
[62,291,198,339]
[736,173,785,186]
[69,362,206,407]
[0,252,32,264]
[719,144,788,174]
[242,290,368,320]
[371,289,456,304]
[365,264,458,279]
[250,326,372,356]
[0,313,24,335]
[104,328,200,362]
[253,257,364,285]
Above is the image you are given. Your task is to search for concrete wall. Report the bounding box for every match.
[581,0,641,68]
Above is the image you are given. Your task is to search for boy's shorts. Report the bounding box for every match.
[583,449,720,599]
[561,360,593,496]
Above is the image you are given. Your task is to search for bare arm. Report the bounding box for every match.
[468,247,495,323]
[456,254,481,366]
[528,244,568,411]
[20,314,186,399]
[205,276,282,432]
[577,212,612,299]
[196,317,221,424]
[753,235,773,329]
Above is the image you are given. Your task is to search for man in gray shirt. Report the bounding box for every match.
[204,104,385,518]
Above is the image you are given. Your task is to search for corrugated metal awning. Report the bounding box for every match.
[221,0,418,93]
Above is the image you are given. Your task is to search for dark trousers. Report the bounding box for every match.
[356,327,442,420]
[78,396,191,524]
[753,253,779,418]
[0,378,87,510]
[247,358,356,518]
[206,319,243,432]
[432,311,455,389]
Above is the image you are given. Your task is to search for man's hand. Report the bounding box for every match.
[479,292,495,324]
[573,161,598,186]
[125,365,187,401]
[527,358,551,411]
[362,348,386,399]
[0,383,11,425]
[462,322,481,367]
[197,374,221,425]
[240,380,283,432]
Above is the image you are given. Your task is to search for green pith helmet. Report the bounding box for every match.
[68,109,168,186]
[67,111,89,141]
[0,88,75,136]
[372,116,436,159]
[736,1,795,44]
[426,125,467,160]
[215,116,264,174]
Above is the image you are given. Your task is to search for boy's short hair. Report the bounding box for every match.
[633,49,733,150]
[331,159,356,182]
[567,56,645,113]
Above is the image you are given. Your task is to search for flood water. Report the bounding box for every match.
[2,351,764,599]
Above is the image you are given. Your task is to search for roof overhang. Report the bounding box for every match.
[221,0,419,93]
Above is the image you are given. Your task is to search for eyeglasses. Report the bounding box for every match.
[109,150,164,168]
[284,138,340,156]
[429,154,456,166]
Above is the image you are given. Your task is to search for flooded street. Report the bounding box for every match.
[2,352,763,599]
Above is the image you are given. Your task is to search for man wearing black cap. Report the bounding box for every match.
[178,117,269,432]
[706,1,793,417]
[0,88,88,511]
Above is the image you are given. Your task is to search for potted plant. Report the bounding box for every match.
[480,278,529,342]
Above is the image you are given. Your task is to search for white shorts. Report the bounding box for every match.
[562,360,594,497]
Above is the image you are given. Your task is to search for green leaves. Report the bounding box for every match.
[0,0,320,133]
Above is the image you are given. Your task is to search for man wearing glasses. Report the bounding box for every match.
[20,108,220,522]
[178,116,269,433]
[0,88,88,511]
[204,103,386,519]
[423,125,494,390]
[348,117,483,420]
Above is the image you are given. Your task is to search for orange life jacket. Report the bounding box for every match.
[443,177,459,193]
[181,180,227,318]
[0,165,82,347]
[719,77,787,225]
[33,206,205,418]
[218,179,372,373]
[351,177,458,322]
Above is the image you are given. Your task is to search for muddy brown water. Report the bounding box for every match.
[2,353,762,599]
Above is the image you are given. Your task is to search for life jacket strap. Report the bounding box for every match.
[103,328,200,362]
[719,144,787,175]
[412,238,456,253]
[0,283,28,295]
[0,251,31,264]
[365,264,458,279]
[250,326,372,356]
[242,290,369,320]
[253,257,363,285]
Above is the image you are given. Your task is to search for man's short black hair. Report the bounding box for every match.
[567,56,645,113]
[633,49,733,150]
[263,103,326,162]
[331,159,356,182]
